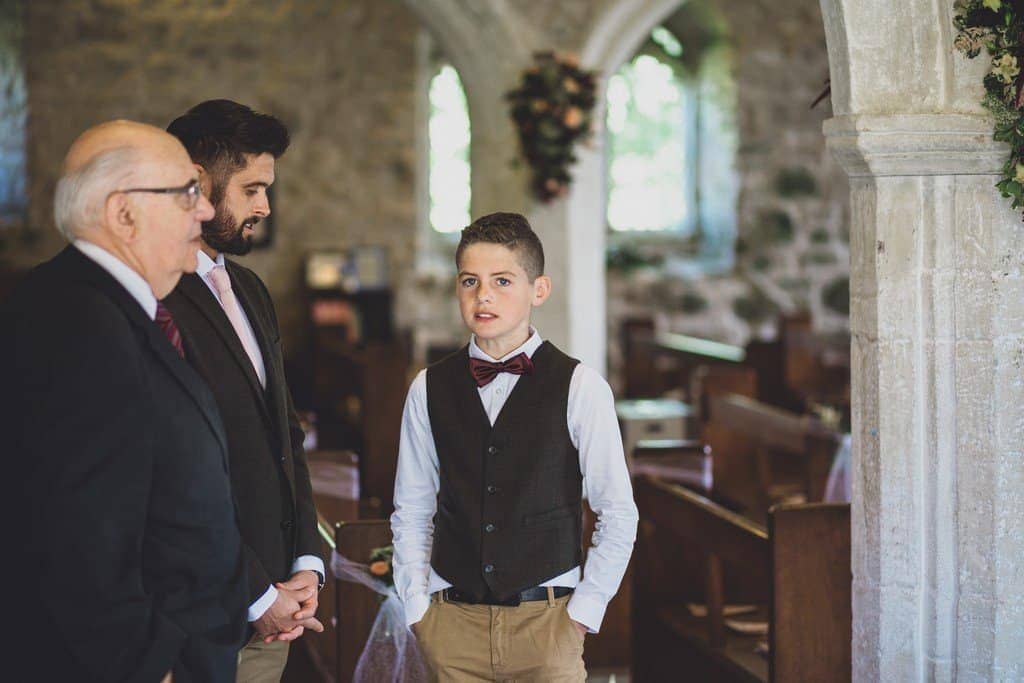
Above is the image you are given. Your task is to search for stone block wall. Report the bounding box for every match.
[3,0,420,366]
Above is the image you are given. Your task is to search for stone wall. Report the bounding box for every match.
[606,0,849,380]
[4,0,420,366]
[1,0,848,385]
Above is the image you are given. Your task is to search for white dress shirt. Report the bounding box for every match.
[391,329,639,633]
[195,250,325,621]
[74,240,157,320]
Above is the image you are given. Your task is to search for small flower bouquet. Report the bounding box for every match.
[954,0,1024,216]
[368,544,395,588]
[506,51,598,202]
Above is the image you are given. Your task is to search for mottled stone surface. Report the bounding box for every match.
[7,0,420,359]
[822,3,1024,676]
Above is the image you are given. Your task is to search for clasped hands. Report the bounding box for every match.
[252,570,325,643]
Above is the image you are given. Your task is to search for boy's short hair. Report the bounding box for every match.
[456,212,545,281]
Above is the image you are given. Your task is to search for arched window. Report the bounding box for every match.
[428,64,471,234]
[606,21,738,262]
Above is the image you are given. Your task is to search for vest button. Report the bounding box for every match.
[484,564,495,573]
[486,485,498,494]
[484,523,496,533]
[487,445,499,455]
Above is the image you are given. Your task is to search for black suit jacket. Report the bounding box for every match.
[164,260,319,605]
[1,247,248,682]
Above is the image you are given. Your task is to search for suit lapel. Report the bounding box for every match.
[175,273,272,424]
[226,261,291,468]
[60,248,230,460]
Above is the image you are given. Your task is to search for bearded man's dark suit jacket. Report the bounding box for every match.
[0,246,248,682]
[163,260,320,616]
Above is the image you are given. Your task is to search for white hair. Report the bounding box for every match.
[54,145,140,241]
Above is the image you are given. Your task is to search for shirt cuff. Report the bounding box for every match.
[291,554,326,582]
[403,592,432,628]
[248,585,278,622]
[567,591,607,634]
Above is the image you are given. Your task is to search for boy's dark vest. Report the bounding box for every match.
[426,341,583,601]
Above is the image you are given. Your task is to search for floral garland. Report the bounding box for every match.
[954,0,1024,215]
[506,51,597,202]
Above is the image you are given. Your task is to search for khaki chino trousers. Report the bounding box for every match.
[413,591,586,683]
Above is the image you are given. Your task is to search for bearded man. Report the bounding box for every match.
[164,100,324,683]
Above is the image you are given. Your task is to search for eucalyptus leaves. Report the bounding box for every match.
[954,0,1024,215]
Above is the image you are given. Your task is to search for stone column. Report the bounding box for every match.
[820,0,1024,674]
[825,112,1024,680]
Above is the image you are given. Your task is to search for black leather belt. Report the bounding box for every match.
[439,586,573,606]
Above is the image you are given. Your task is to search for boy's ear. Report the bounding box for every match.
[532,275,552,306]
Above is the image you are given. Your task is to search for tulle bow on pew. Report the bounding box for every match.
[330,551,430,682]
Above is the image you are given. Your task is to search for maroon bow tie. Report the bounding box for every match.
[469,353,535,387]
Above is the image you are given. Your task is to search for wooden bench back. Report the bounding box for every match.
[635,477,852,683]
[706,394,840,520]
[769,503,851,683]
[690,364,758,424]
[333,520,392,683]
[635,476,770,647]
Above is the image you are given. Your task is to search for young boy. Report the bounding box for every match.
[391,212,638,681]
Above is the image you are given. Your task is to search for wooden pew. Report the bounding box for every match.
[621,314,848,415]
[705,394,840,523]
[633,476,850,683]
[626,365,757,491]
[779,313,850,414]
[333,520,393,683]
[769,504,851,682]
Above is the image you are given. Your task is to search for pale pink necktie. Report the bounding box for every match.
[207,265,266,387]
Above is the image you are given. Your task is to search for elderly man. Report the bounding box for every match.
[1,121,248,682]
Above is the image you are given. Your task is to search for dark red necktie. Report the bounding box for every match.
[469,353,534,387]
[155,302,184,359]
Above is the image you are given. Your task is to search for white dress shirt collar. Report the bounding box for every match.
[73,239,158,320]
[195,249,225,277]
[469,328,543,362]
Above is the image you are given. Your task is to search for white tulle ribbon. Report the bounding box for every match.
[330,552,430,682]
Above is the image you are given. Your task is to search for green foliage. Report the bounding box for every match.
[955,0,1024,218]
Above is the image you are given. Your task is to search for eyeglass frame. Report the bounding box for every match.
[113,178,203,211]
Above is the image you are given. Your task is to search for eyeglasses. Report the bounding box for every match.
[115,178,202,211]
